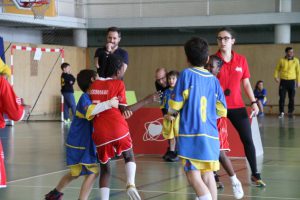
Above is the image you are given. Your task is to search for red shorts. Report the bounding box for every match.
[0,140,7,188]
[217,117,230,151]
[96,133,132,164]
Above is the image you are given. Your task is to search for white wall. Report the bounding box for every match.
[86,0,277,19]
[57,0,85,18]
[0,27,42,44]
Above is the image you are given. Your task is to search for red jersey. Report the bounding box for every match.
[216,51,250,109]
[0,77,24,128]
[0,76,24,188]
[89,78,129,147]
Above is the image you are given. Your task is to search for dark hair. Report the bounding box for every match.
[104,54,124,78]
[61,62,70,70]
[217,27,236,39]
[167,70,179,80]
[184,37,209,67]
[77,69,98,92]
[285,47,293,53]
[209,55,223,69]
[106,27,121,37]
[255,80,264,91]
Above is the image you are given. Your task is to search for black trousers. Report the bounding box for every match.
[227,108,258,175]
[279,79,296,114]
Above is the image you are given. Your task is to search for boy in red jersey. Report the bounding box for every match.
[90,54,159,200]
[205,55,244,199]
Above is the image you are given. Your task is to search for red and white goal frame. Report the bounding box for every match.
[10,45,65,122]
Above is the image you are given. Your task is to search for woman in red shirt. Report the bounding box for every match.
[215,27,266,187]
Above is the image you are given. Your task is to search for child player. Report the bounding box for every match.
[45,69,119,200]
[161,70,180,162]
[168,37,227,200]
[205,55,244,199]
[61,62,76,123]
[0,73,26,188]
[89,54,159,200]
[0,58,27,188]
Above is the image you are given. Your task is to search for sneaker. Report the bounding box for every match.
[287,112,294,118]
[126,185,141,200]
[163,150,171,161]
[216,181,224,189]
[278,112,284,118]
[232,180,244,199]
[214,173,224,189]
[166,151,179,162]
[162,147,170,159]
[251,174,266,187]
[45,190,63,200]
[257,112,264,117]
[64,119,71,124]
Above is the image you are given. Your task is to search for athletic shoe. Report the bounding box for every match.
[163,150,172,161]
[45,190,63,200]
[216,181,224,189]
[278,112,284,118]
[162,148,170,161]
[64,119,71,124]
[232,180,244,199]
[166,151,179,162]
[251,175,266,187]
[214,172,224,189]
[257,112,264,117]
[126,185,141,200]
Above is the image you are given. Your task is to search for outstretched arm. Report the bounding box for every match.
[127,91,161,112]
[119,92,161,119]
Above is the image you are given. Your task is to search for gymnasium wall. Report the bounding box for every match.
[90,44,300,114]
[4,42,300,119]
[3,42,86,119]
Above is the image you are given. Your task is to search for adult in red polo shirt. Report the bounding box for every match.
[215,27,266,187]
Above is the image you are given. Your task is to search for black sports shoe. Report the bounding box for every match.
[214,172,224,189]
[166,151,179,162]
[45,189,63,200]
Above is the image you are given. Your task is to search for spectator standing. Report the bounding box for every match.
[61,62,76,123]
[274,47,300,118]
[94,27,129,78]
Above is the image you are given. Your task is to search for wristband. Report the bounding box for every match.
[251,101,257,106]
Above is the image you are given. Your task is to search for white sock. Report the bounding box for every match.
[125,162,136,186]
[197,193,212,200]
[230,174,239,185]
[99,187,110,200]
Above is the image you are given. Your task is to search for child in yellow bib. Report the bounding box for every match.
[161,70,180,162]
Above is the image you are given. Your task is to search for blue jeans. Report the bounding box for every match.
[62,92,76,120]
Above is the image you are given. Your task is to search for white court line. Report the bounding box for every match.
[6,155,295,185]
[8,155,143,184]
[7,169,69,184]
[264,146,300,150]
[6,185,300,200]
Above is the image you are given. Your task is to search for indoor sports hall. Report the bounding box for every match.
[0,0,300,200]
